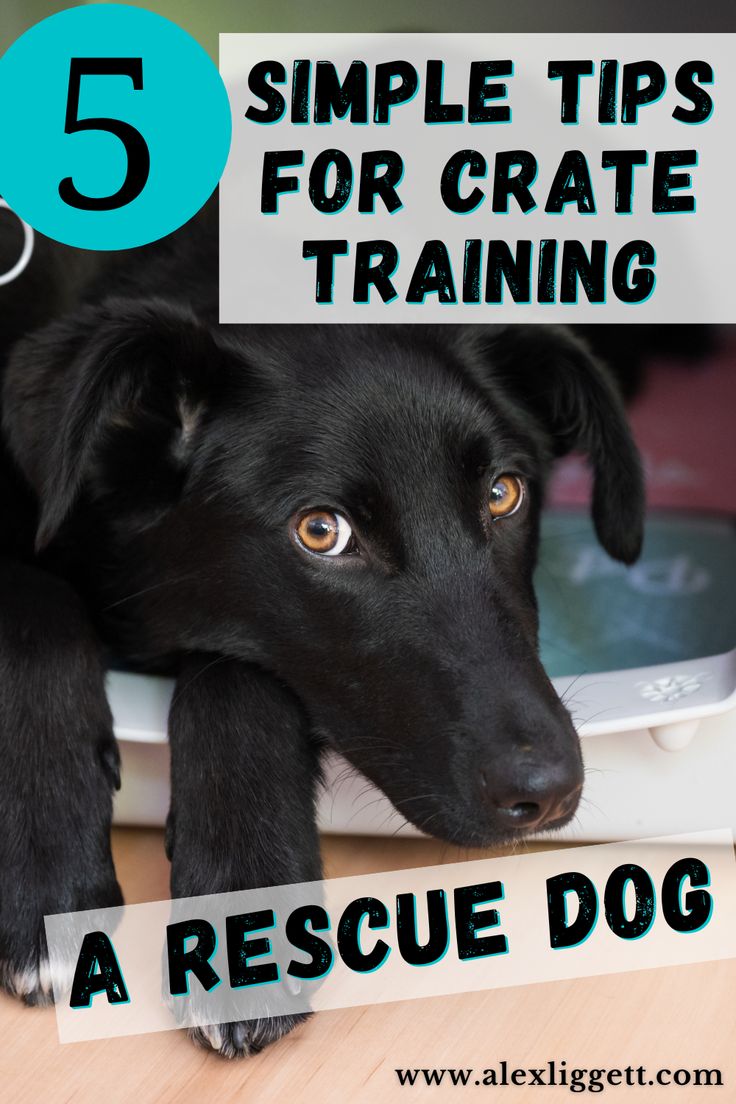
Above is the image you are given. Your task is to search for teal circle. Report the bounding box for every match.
[0,4,231,249]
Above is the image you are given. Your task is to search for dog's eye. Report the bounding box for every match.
[488,474,524,519]
[295,510,355,556]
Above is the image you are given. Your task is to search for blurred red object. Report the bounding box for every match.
[549,352,736,516]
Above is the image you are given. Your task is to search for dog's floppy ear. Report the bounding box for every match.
[2,296,224,550]
[465,325,645,565]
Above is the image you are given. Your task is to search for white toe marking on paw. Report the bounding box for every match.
[4,955,74,1000]
[8,965,39,996]
[201,1023,223,1051]
[38,955,75,999]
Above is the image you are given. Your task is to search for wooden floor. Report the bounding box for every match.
[2,828,734,1103]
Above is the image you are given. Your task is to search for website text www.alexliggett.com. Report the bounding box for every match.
[394,1061,723,1092]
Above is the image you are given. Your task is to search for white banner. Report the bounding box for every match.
[219,33,734,323]
[45,830,736,1043]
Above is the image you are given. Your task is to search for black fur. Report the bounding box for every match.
[0,209,645,1054]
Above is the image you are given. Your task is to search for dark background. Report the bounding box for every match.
[3,1,735,58]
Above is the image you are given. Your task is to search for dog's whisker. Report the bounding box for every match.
[101,572,198,612]
[168,655,231,708]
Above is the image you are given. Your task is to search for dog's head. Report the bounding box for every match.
[3,305,644,845]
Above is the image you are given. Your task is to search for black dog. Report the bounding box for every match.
[0,207,644,1055]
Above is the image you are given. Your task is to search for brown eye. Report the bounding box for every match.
[295,510,354,556]
[488,474,524,519]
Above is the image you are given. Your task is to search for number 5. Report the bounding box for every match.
[58,57,151,212]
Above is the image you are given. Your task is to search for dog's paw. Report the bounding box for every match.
[0,951,76,1007]
[188,1012,310,1059]
[0,864,123,1008]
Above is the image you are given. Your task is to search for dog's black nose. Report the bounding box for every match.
[480,766,582,831]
